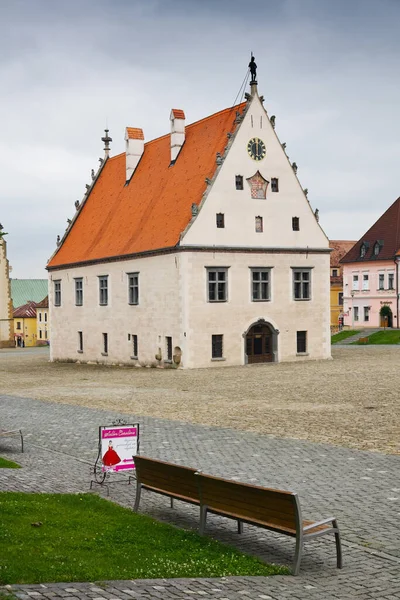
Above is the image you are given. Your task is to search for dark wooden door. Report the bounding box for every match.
[246,324,273,363]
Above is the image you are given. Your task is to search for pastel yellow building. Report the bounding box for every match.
[36,296,49,345]
[329,240,356,329]
[13,301,37,347]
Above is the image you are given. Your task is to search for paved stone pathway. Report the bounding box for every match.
[336,328,381,344]
[1,395,399,599]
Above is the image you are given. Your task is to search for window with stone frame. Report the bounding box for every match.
[128,273,139,305]
[75,278,83,306]
[352,274,359,290]
[132,334,138,359]
[378,273,385,290]
[216,213,225,228]
[165,336,173,362]
[99,276,108,306]
[207,268,228,302]
[211,334,223,359]
[251,268,271,301]
[102,332,108,355]
[235,175,244,190]
[54,280,61,306]
[354,306,359,321]
[388,273,394,290]
[292,269,311,300]
[292,216,300,231]
[364,306,370,322]
[271,178,279,192]
[296,331,307,353]
[78,331,83,352]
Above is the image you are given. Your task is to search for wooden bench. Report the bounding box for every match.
[196,472,342,575]
[0,429,24,453]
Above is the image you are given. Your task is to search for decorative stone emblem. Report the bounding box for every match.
[246,171,269,199]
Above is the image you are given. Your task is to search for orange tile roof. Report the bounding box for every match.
[126,127,144,140]
[48,103,246,269]
[172,109,185,119]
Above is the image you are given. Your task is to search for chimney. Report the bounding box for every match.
[125,127,144,181]
[170,109,185,163]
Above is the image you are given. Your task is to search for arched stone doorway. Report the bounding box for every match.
[244,320,279,364]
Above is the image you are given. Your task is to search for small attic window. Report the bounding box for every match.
[360,244,367,258]
[216,213,225,228]
[292,217,300,231]
[373,241,382,256]
[235,175,243,190]
[271,178,279,192]
[255,216,263,232]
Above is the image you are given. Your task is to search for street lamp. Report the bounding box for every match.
[351,290,355,329]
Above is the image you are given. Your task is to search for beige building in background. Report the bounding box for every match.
[0,233,14,348]
[47,76,331,368]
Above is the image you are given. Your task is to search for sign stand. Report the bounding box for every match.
[90,418,140,495]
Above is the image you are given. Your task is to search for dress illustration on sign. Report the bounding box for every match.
[102,441,121,467]
[246,171,269,199]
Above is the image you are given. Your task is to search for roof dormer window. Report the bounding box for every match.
[360,242,369,258]
[373,240,383,256]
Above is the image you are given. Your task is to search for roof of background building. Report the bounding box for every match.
[47,102,246,269]
[11,279,48,309]
[35,295,49,309]
[13,301,37,318]
[330,240,357,267]
[341,197,400,263]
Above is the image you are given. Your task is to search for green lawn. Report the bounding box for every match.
[0,457,21,469]
[331,330,360,344]
[0,492,289,584]
[352,330,400,345]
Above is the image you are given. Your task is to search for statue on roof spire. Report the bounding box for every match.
[249,55,257,83]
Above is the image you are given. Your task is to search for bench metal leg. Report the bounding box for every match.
[170,497,174,509]
[237,520,243,534]
[133,482,142,512]
[293,534,303,576]
[19,430,24,453]
[199,505,208,535]
[333,519,343,569]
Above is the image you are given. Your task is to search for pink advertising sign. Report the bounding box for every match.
[100,425,138,473]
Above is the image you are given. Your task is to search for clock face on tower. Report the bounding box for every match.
[247,137,266,161]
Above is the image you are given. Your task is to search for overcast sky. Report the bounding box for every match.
[1,0,400,278]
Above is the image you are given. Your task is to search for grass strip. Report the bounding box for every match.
[0,492,289,584]
[0,457,21,469]
[331,330,360,344]
[352,330,400,345]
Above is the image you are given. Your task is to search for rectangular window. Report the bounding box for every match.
[99,276,108,306]
[128,273,139,305]
[352,274,359,290]
[44,312,47,322]
[354,306,359,321]
[75,278,83,306]
[166,336,172,362]
[271,178,279,192]
[39,313,42,322]
[292,217,299,231]
[78,331,83,352]
[364,306,370,322]
[293,269,311,300]
[332,269,338,277]
[207,268,228,302]
[132,334,138,359]
[235,175,243,190]
[16,322,21,330]
[212,334,223,359]
[102,332,108,355]
[44,330,47,339]
[251,268,270,301]
[388,273,394,290]
[362,274,369,290]
[39,330,42,339]
[378,273,385,290]
[255,216,263,232]
[296,331,307,354]
[54,280,61,306]
[216,213,225,228]
[338,292,343,306]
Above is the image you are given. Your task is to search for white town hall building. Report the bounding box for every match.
[47,73,331,368]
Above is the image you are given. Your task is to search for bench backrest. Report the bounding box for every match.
[134,455,200,502]
[197,473,298,531]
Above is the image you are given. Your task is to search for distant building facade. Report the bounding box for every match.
[14,301,37,347]
[341,197,400,328]
[329,240,356,328]
[36,296,49,344]
[47,79,331,368]
[0,235,14,348]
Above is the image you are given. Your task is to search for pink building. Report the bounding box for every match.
[341,197,400,329]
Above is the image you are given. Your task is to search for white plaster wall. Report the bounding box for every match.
[181,250,331,369]
[182,93,328,250]
[49,253,183,365]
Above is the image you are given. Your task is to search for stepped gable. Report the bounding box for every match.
[341,197,400,263]
[48,103,246,269]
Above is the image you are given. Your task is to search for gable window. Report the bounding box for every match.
[364,306,370,322]
[388,273,394,290]
[99,276,108,306]
[165,336,173,362]
[211,334,223,359]
[354,306,359,322]
[235,175,243,190]
[131,334,138,359]
[251,268,270,301]
[207,268,228,302]
[292,216,299,231]
[332,269,338,277]
[75,278,83,306]
[255,216,263,232]
[293,269,311,300]
[362,274,369,290]
[102,332,108,355]
[352,274,359,290]
[296,331,307,354]
[378,273,385,290]
[78,331,83,353]
[271,178,279,192]
[216,213,225,228]
[39,312,42,322]
[128,273,139,305]
[54,280,61,306]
